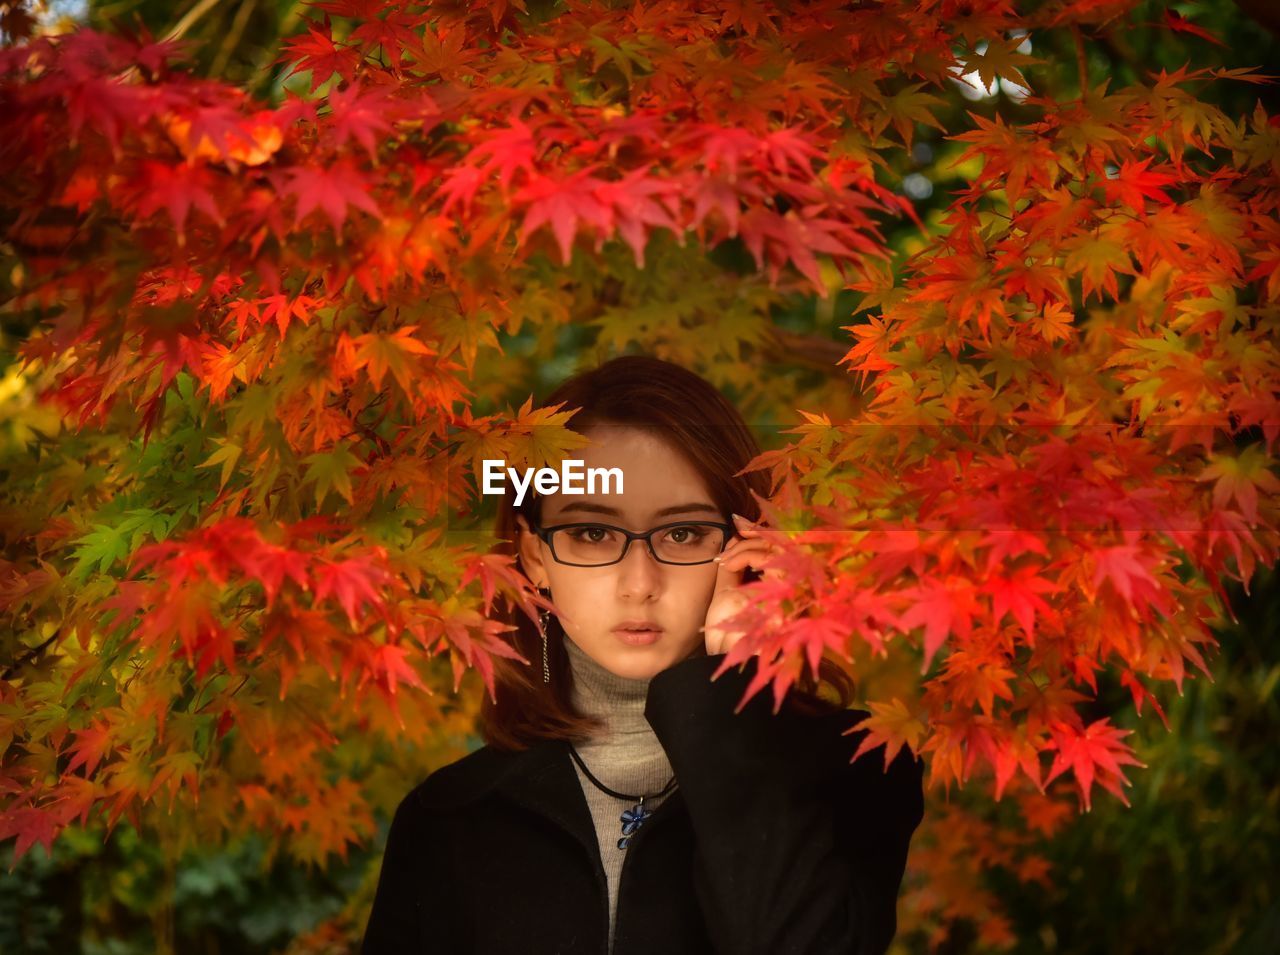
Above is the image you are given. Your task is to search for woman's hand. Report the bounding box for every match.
[702,514,783,656]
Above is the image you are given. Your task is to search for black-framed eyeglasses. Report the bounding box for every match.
[530,520,736,567]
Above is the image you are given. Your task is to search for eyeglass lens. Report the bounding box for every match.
[551,524,728,565]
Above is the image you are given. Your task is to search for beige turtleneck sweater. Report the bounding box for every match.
[562,636,680,954]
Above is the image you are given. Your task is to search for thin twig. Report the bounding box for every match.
[1071,24,1089,99]
[209,0,259,78]
[248,0,310,96]
[0,628,61,681]
[165,0,222,43]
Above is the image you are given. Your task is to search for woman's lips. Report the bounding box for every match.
[612,626,663,646]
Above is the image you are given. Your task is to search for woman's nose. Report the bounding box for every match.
[616,537,663,599]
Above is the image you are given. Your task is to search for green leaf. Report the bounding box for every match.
[69,509,170,581]
[302,442,363,510]
[227,382,284,447]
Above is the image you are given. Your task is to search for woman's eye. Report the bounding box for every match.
[570,526,612,543]
[664,525,706,545]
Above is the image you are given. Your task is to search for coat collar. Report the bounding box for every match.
[497,738,598,858]
[416,735,682,864]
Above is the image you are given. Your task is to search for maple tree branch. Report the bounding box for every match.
[362,393,395,438]
[1233,0,1280,36]
[209,0,259,79]
[1,628,61,681]
[191,673,251,715]
[166,0,223,44]
[332,388,393,458]
[1010,657,1049,697]
[761,326,854,373]
[119,657,148,694]
[1093,29,1142,79]
[341,422,388,458]
[1071,24,1089,97]
[245,0,308,96]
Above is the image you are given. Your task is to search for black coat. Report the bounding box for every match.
[361,652,925,955]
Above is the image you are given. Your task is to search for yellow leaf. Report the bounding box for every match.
[196,440,243,492]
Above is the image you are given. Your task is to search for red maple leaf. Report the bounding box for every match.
[0,807,62,867]
[1160,10,1227,48]
[897,575,981,674]
[346,6,421,71]
[312,554,390,627]
[984,565,1060,647]
[593,167,684,267]
[1089,543,1162,605]
[514,167,614,264]
[64,722,114,777]
[1045,718,1147,811]
[278,20,362,93]
[129,160,225,237]
[468,117,543,194]
[323,82,399,159]
[281,161,382,232]
[259,293,325,339]
[435,164,486,219]
[738,207,870,297]
[364,642,427,698]
[1101,157,1178,211]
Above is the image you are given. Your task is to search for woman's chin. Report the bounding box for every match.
[601,642,702,681]
[601,653,663,681]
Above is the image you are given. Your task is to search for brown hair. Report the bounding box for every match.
[477,354,856,751]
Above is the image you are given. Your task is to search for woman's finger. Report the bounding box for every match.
[717,543,777,575]
[731,517,789,552]
[715,538,770,567]
[716,536,768,557]
[710,546,743,598]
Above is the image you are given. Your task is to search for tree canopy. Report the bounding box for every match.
[1,0,1277,951]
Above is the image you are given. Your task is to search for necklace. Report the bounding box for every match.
[567,743,678,849]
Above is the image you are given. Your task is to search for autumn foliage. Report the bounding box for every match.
[1,0,1278,948]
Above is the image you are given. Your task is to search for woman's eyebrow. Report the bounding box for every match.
[554,502,721,519]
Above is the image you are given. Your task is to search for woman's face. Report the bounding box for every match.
[516,425,726,680]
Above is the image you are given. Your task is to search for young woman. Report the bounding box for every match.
[362,355,925,955]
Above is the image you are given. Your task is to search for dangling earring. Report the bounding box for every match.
[538,587,552,684]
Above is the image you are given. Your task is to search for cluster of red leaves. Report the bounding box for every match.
[718,54,1280,822]
[0,513,543,859]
